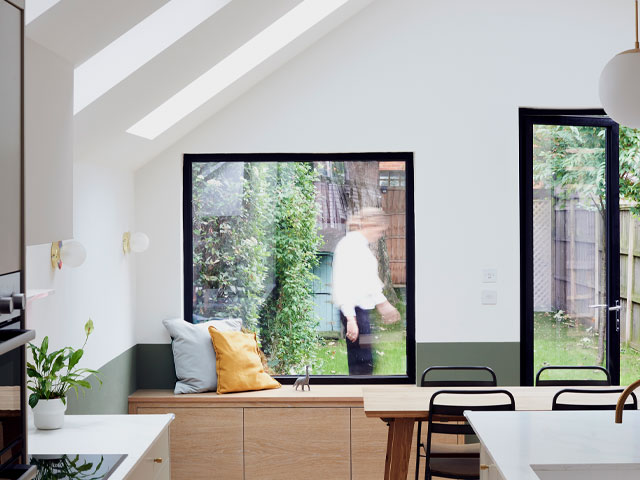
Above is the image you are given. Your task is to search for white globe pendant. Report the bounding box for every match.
[600,48,640,128]
[600,0,640,128]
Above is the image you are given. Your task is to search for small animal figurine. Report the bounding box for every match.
[293,365,311,391]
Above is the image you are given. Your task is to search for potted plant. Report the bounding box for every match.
[27,319,100,429]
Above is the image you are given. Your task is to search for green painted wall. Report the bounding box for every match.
[66,341,521,414]
[136,344,176,389]
[66,345,137,414]
[416,342,520,386]
[66,344,177,414]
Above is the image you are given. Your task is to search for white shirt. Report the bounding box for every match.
[332,231,386,317]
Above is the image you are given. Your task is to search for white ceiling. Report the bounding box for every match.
[25,0,373,170]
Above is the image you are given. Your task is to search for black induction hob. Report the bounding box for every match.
[28,454,127,480]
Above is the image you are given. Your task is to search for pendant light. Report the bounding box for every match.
[600,0,640,128]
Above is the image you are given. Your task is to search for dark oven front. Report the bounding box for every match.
[0,272,32,478]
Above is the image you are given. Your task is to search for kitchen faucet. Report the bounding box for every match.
[615,379,640,423]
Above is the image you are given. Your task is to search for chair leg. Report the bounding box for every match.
[415,421,422,480]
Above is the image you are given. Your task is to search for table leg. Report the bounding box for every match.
[383,418,415,480]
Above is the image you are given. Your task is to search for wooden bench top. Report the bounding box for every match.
[129,384,412,406]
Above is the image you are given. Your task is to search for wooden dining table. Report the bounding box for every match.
[362,385,625,480]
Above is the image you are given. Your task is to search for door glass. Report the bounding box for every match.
[532,125,609,383]
[619,128,640,386]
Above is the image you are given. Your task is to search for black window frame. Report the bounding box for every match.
[519,108,620,386]
[183,152,416,385]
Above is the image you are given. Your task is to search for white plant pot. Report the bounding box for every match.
[32,398,67,430]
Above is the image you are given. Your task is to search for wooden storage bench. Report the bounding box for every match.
[129,385,436,479]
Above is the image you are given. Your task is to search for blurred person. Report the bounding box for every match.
[332,207,401,375]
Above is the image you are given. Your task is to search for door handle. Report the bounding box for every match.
[588,304,622,311]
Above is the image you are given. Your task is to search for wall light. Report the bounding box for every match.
[123,232,150,254]
[51,240,87,270]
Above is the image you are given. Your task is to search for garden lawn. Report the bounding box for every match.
[534,311,640,386]
[318,324,406,375]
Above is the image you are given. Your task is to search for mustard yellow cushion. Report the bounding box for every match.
[208,327,281,394]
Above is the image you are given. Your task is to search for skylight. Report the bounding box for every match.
[73,0,232,115]
[126,0,349,140]
[25,0,60,24]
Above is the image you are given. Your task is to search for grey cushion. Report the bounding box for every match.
[163,317,242,394]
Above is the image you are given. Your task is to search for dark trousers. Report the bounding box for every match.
[340,307,373,375]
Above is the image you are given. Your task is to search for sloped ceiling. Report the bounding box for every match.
[25,0,373,170]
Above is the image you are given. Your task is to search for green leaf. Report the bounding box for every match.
[39,336,49,363]
[26,367,42,379]
[28,393,39,408]
[68,349,84,370]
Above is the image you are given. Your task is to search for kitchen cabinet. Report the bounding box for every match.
[0,0,23,275]
[29,414,174,480]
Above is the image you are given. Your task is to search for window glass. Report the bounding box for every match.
[189,158,410,377]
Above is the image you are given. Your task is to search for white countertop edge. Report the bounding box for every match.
[465,410,640,480]
[28,414,174,480]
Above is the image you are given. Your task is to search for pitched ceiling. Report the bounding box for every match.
[26,0,373,170]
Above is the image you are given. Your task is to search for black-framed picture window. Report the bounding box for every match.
[183,153,415,384]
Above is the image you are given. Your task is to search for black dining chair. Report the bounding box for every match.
[425,389,516,480]
[552,388,638,410]
[535,365,611,386]
[415,366,497,480]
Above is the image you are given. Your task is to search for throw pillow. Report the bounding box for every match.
[163,317,242,394]
[208,327,281,394]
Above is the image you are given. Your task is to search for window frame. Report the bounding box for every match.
[183,152,415,384]
[519,108,620,386]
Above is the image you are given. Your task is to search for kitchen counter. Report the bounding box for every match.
[465,410,640,480]
[28,414,174,479]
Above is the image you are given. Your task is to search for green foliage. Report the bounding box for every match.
[260,163,324,374]
[27,319,101,408]
[620,127,640,216]
[533,125,640,214]
[193,162,324,374]
[532,125,606,212]
[192,163,275,330]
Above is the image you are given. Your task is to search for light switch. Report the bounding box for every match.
[481,290,497,305]
[482,269,498,283]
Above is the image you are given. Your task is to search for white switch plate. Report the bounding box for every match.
[482,269,497,283]
[481,290,497,305]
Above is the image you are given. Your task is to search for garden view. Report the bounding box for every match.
[533,125,640,384]
[190,159,407,376]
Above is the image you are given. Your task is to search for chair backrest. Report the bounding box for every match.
[420,366,497,387]
[535,366,611,386]
[426,390,516,444]
[552,388,638,411]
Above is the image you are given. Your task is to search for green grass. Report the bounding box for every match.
[316,312,406,375]
[534,311,640,385]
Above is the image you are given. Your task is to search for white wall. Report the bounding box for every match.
[134,0,631,344]
[26,163,137,371]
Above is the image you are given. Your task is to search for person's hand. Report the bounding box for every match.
[377,301,401,324]
[346,316,359,342]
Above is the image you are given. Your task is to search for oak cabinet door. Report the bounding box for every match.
[137,407,243,480]
[244,407,350,480]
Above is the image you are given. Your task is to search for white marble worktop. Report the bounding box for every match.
[28,414,174,480]
[465,410,640,480]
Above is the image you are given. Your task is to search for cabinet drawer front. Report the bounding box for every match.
[244,407,350,480]
[137,406,243,480]
[125,427,169,480]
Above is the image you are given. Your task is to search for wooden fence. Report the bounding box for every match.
[534,194,640,349]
